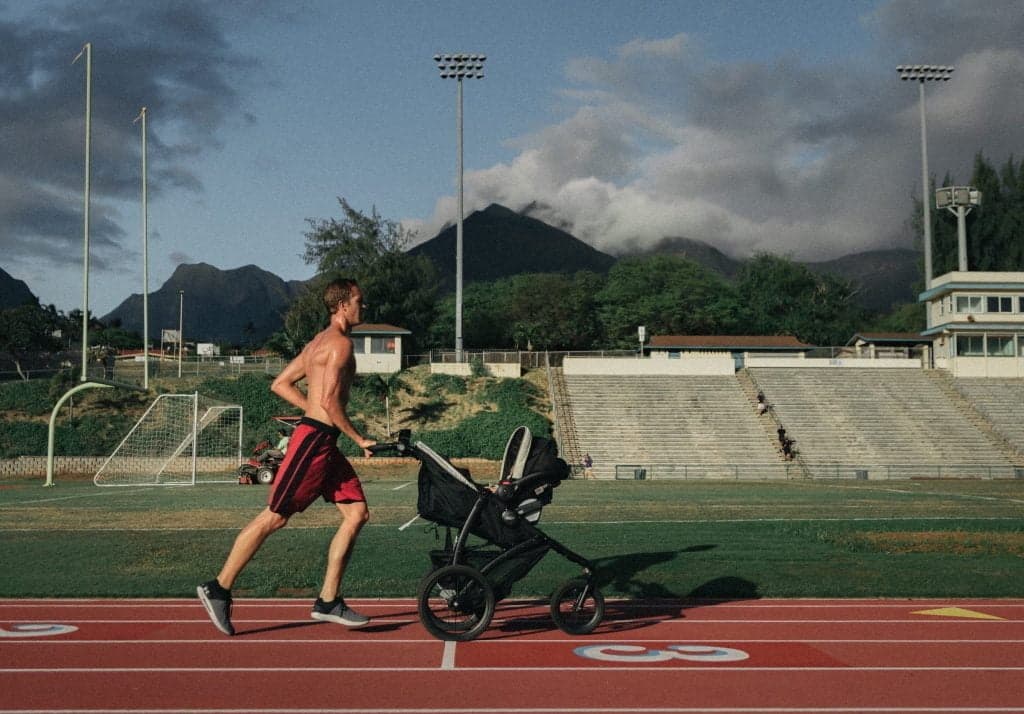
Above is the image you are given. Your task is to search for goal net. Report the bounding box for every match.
[94,393,243,486]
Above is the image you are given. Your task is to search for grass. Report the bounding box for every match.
[0,474,1021,599]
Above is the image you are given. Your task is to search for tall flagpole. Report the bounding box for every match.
[134,107,149,389]
[73,43,92,382]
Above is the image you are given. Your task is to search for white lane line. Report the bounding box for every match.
[2,666,1023,673]
[2,599,1021,609]
[440,640,456,669]
[4,638,1022,645]
[6,704,1024,708]
[391,482,414,491]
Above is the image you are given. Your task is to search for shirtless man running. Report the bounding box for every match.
[197,278,376,635]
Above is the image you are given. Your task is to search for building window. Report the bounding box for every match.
[955,295,984,313]
[986,296,1013,313]
[1020,296,1024,313]
[370,337,396,354]
[955,335,984,356]
[987,335,1016,357]
[352,337,365,354]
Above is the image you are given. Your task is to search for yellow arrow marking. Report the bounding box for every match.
[911,607,1004,620]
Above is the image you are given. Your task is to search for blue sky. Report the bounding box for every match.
[2,0,1023,316]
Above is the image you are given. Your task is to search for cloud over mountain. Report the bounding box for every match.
[406,1,1024,262]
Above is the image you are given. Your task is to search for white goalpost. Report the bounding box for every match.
[94,392,243,486]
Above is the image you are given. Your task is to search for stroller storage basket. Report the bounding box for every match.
[430,541,550,602]
[429,547,500,572]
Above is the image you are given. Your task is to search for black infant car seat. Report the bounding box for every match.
[494,425,567,524]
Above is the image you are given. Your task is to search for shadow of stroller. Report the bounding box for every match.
[491,547,717,638]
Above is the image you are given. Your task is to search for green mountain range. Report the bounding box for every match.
[1,204,921,343]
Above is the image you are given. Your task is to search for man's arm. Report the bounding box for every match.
[320,338,375,455]
[271,354,310,412]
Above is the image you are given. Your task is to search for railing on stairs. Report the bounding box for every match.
[546,362,584,474]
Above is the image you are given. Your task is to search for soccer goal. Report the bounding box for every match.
[94,393,243,486]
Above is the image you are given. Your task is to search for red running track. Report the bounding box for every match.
[2,597,1023,713]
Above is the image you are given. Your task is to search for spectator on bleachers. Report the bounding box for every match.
[781,437,795,461]
[756,390,769,415]
[582,453,594,480]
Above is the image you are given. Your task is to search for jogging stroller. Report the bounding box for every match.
[375,426,604,641]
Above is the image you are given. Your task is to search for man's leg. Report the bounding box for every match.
[217,507,289,588]
[198,508,288,636]
[320,501,369,600]
[310,501,370,627]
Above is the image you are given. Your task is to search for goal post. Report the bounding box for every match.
[94,392,243,487]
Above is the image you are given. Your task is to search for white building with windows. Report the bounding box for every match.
[351,323,410,374]
[921,271,1024,377]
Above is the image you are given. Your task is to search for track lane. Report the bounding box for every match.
[1,598,1022,712]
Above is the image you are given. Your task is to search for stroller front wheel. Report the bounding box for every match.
[550,578,604,635]
[417,564,496,642]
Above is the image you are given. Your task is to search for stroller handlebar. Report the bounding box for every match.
[366,429,420,459]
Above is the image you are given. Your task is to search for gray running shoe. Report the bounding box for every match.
[311,597,370,627]
[197,579,235,636]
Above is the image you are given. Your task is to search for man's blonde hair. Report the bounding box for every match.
[322,278,359,314]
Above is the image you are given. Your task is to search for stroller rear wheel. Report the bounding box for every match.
[417,564,496,642]
[550,578,604,635]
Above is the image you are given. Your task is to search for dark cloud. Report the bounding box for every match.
[0,0,255,271]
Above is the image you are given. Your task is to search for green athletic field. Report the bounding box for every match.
[1,473,1021,599]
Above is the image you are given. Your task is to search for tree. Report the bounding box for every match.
[863,302,926,333]
[930,152,1024,274]
[596,256,740,347]
[735,254,863,345]
[504,272,605,350]
[0,303,61,379]
[269,199,439,355]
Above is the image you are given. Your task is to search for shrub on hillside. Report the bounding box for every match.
[0,414,137,458]
[0,378,53,415]
[424,373,468,395]
[474,377,542,408]
[198,374,296,448]
[415,407,550,460]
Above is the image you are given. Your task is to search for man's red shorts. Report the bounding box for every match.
[267,417,366,517]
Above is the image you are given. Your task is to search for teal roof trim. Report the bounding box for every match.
[919,282,1024,301]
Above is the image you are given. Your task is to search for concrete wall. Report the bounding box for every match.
[951,356,1024,378]
[744,357,923,369]
[430,362,522,378]
[563,354,735,376]
[355,353,402,374]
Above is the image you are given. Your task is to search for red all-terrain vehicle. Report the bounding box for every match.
[237,416,299,485]
[237,441,284,485]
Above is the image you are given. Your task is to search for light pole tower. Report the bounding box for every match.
[177,290,184,379]
[73,43,92,381]
[134,107,150,389]
[897,64,954,297]
[935,186,981,272]
[433,53,486,361]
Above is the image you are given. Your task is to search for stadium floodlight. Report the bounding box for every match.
[433,52,486,361]
[72,42,92,381]
[133,107,150,389]
[935,185,981,272]
[177,290,184,378]
[897,64,954,303]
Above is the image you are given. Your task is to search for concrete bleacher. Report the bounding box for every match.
[951,377,1024,459]
[563,373,785,479]
[747,367,1018,478]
